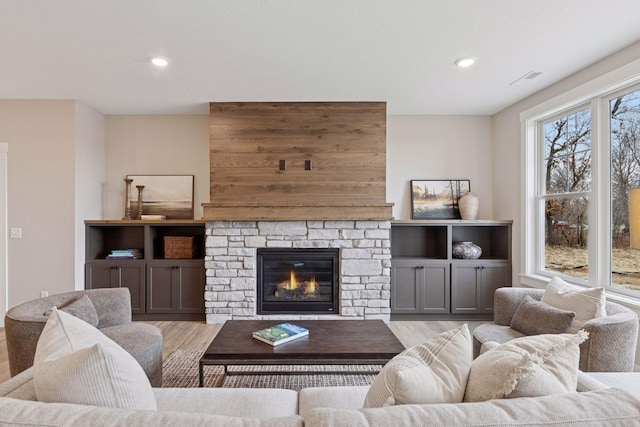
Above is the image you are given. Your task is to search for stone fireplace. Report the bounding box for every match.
[256,247,339,315]
[202,102,393,323]
[204,220,391,323]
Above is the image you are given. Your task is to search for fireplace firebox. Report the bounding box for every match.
[256,248,339,314]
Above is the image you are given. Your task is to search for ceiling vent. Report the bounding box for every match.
[509,70,542,86]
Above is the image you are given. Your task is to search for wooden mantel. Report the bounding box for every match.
[203,102,393,221]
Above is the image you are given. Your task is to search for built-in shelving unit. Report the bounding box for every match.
[84,220,206,321]
[391,220,512,320]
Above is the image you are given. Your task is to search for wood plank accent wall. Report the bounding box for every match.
[203,102,393,221]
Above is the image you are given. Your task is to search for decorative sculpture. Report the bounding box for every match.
[123,178,133,220]
[136,185,145,220]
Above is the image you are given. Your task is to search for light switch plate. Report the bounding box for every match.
[10,227,22,239]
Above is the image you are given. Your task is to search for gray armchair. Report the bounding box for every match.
[473,287,639,372]
[4,288,163,386]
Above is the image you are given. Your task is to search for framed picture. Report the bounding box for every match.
[127,175,194,219]
[410,179,470,219]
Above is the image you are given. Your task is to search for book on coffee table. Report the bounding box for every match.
[252,323,309,346]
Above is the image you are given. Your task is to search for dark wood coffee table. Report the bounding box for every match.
[198,319,405,387]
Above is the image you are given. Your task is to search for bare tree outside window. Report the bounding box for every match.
[610,89,640,291]
[542,109,591,279]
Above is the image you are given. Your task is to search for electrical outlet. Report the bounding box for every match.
[40,291,48,298]
[10,227,22,239]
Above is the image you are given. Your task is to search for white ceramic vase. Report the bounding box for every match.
[458,192,479,220]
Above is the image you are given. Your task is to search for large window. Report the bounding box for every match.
[528,82,640,298]
[541,108,591,281]
[609,87,640,294]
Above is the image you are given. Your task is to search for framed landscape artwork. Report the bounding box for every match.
[411,179,471,219]
[127,175,194,219]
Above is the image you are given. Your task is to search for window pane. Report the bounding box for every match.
[610,88,640,293]
[544,197,588,279]
[544,109,592,194]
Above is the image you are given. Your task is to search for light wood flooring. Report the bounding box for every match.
[0,320,482,384]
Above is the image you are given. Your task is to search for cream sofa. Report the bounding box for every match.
[0,367,639,426]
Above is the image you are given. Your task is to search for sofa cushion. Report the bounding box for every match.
[154,387,299,419]
[464,331,588,402]
[363,324,472,407]
[510,295,575,335]
[299,386,370,419]
[33,308,156,410]
[305,388,640,427]
[0,396,304,427]
[541,276,606,333]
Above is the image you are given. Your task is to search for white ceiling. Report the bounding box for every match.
[2,0,640,116]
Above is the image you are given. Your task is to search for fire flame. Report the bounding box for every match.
[289,270,298,290]
[305,277,318,295]
[275,271,319,296]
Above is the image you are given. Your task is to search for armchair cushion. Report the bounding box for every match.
[510,295,575,336]
[44,294,100,327]
[541,276,606,333]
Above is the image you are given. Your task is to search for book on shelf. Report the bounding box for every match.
[140,214,166,220]
[106,248,142,259]
[252,323,309,346]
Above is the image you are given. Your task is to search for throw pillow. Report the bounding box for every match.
[541,276,606,333]
[61,294,101,327]
[33,307,156,410]
[510,295,575,335]
[463,331,588,402]
[363,324,472,407]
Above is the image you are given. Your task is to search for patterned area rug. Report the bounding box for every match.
[161,349,380,390]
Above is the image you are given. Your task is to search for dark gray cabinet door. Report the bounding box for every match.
[391,260,450,314]
[450,265,481,314]
[147,260,204,314]
[391,261,421,313]
[176,262,205,313]
[85,260,146,313]
[420,262,450,314]
[478,264,510,312]
[451,261,510,314]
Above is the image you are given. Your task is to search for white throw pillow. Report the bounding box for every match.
[363,324,472,407]
[541,276,606,333]
[33,307,157,410]
[464,331,588,402]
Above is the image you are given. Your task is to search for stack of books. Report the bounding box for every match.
[141,214,166,220]
[252,323,309,346]
[106,249,143,260]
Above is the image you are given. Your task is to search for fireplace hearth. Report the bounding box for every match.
[257,248,339,314]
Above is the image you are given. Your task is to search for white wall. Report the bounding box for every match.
[387,115,494,220]
[103,115,210,220]
[0,101,77,306]
[74,103,105,290]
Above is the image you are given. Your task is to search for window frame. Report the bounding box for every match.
[521,58,640,303]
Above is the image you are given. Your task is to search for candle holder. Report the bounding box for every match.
[123,178,133,220]
[136,185,145,220]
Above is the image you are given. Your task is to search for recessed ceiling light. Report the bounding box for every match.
[150,56,169,67]
[454,56,477,68]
